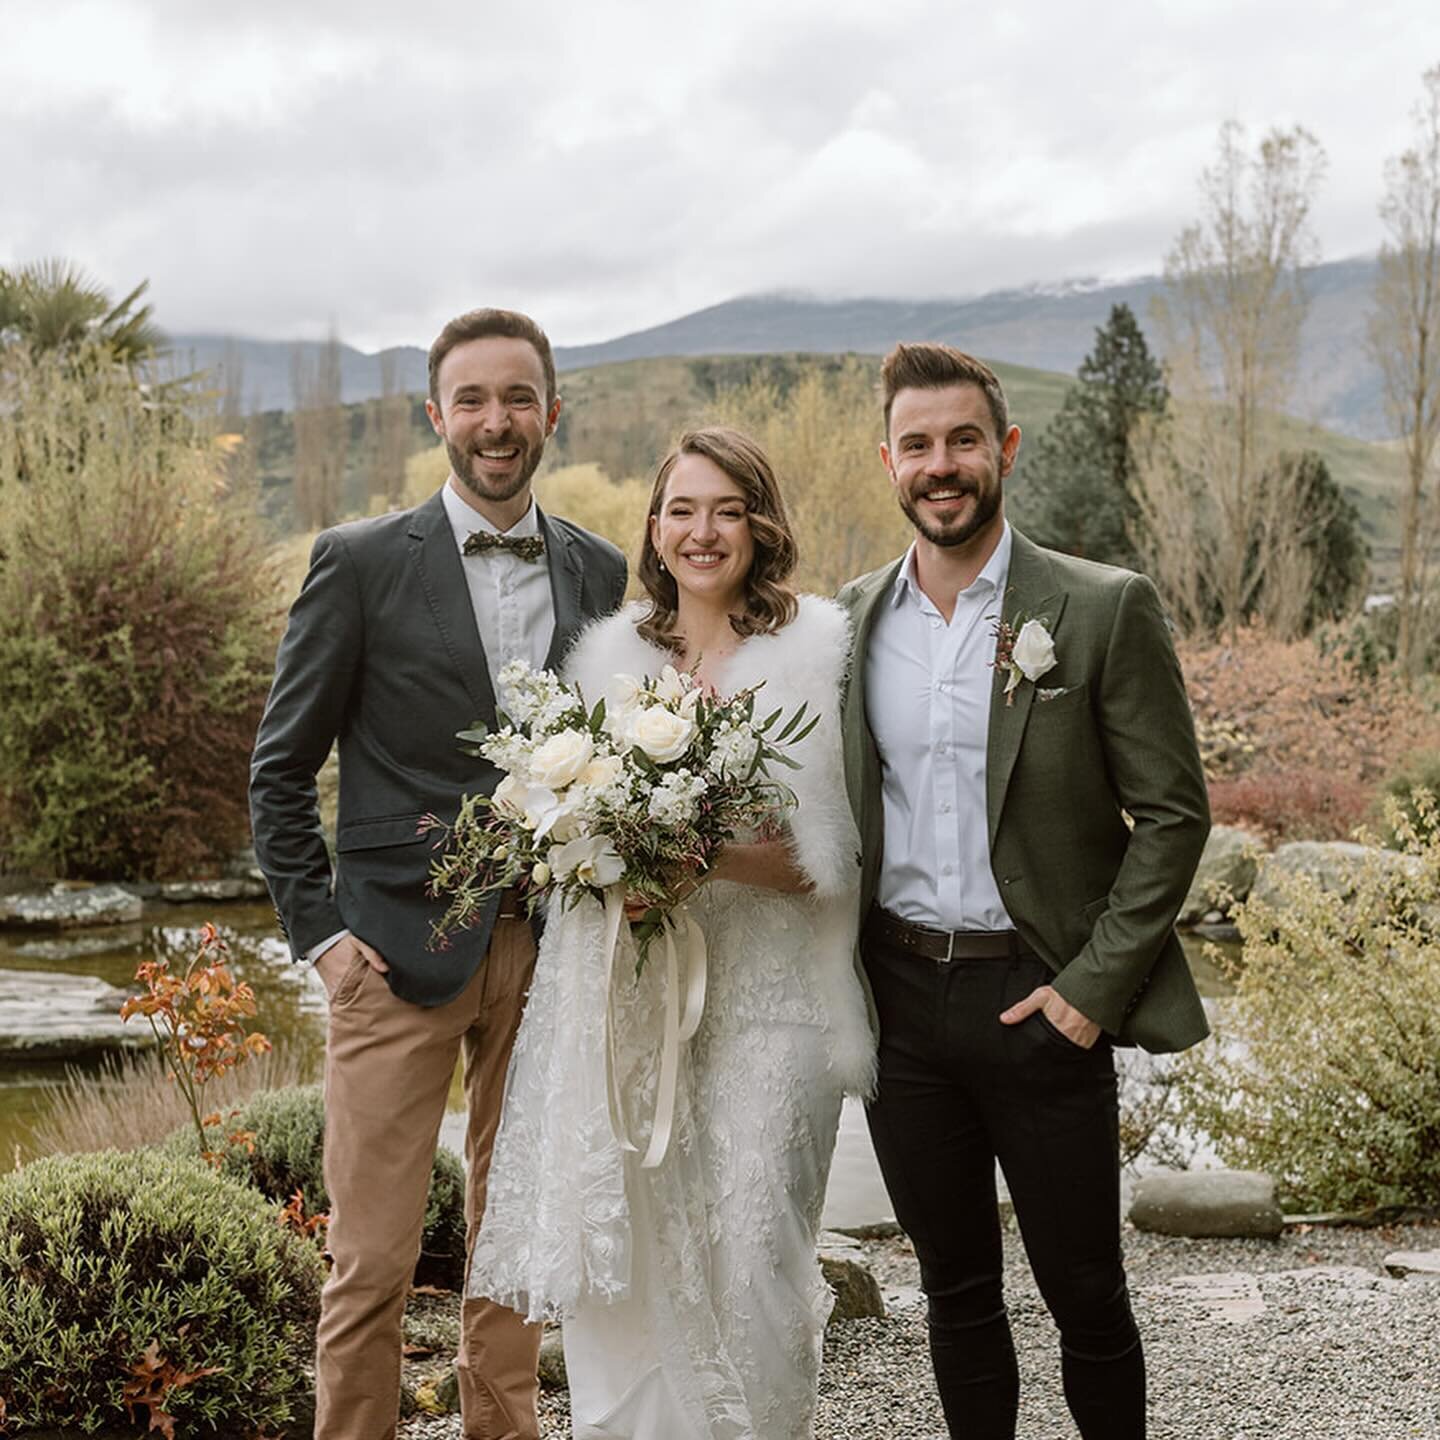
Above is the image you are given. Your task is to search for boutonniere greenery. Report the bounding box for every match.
[992,614,1057,706]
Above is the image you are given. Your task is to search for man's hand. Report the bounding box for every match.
[1000,984,1101,1050]
[315,933,390,1000]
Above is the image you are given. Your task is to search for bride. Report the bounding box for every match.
[468,425,876,1439]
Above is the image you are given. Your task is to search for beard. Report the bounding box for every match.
[447,430,545,505]
[896,473,1002,548]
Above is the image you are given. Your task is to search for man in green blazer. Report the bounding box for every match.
[838,342,1209,1440]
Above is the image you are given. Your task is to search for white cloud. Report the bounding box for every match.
[1,0,1435,348]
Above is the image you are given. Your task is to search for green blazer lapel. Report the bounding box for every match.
[842,559,902,840]
[986,532,1066,847]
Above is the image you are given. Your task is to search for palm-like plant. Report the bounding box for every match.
[0,258,164,365]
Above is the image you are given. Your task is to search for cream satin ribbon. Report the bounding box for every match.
[601,885,708,1170]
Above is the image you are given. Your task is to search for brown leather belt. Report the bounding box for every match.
[865,906,1037,964]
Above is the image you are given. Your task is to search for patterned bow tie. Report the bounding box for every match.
[462,531,546,562]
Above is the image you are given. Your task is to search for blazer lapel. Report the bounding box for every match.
[407,490,497,721]
[539,508,584,670]
[986,531,1067,847]
[843,560,902,844]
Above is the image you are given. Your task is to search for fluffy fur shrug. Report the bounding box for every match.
[563,595,876,1096]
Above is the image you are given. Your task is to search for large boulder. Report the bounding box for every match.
[1248,841,1420,913]
[817,1230,885,1322]
[1178,825,1267,924]
[0,883,142,930]
[1128,1170,1284,1239]
[0,968,143,1060]
[1383,1250,1440,1281]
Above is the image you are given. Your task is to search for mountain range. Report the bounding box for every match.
[173,255,1389,440]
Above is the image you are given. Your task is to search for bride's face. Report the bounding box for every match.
[650,454,755,611]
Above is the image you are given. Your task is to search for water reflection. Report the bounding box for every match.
[0,900,326,1170]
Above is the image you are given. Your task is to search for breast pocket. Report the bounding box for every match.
[1029,680,1090,717]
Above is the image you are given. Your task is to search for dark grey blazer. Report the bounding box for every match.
[249,489,628,1006]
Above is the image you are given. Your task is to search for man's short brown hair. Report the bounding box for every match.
[881,342,1009,442]
[427,307,557,409]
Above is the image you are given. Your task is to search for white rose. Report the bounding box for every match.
[529,728,594,789]
[549,834,626,888]
[491,773,530,821]
[1012,620,1057,682]
[624,704,697,763]
[576,753,624,791]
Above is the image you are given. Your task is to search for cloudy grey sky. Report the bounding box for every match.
[3,0,1434,350]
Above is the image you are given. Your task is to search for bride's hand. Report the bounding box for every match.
[624,869,705,921]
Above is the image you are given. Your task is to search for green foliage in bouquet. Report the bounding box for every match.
[1175,792,1440,1211]
[161,1082,468,1288]
[0,1148,324,1435]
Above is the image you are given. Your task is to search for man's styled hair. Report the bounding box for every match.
[881,343,1009,442]
[427,308,557,408]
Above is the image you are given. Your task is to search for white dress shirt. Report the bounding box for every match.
[866,523,1013,932]
[442,479,555,692]
[309,483,557,965]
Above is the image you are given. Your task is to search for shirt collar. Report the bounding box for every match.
[889,520,1013,609]
[442,478,540,551]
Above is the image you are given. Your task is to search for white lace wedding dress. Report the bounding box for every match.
[468,596,875,1440]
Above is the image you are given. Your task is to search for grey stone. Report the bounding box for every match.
[0,883,143,930]
[538,1328,568,1389]
[0,967,148,1060]
[1128,1170,1284,1239]
[1149,1270,1266,1325]
[1383,1249,1440,1280]
[818,1229,886,1322]
[434,1368,461,1410]
[1178,825,1267,924]
[1249,841,1420,913]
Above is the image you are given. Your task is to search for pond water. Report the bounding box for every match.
[0,906,1237,1215]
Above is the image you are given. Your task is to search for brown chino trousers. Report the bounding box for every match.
[316,918,541,1440]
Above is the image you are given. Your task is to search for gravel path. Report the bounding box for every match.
[400,1220,1440,1439]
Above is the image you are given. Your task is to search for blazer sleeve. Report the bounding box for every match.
[249,529,362,958]
[1050,574,1211,1033]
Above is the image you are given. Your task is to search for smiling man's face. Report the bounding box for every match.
[881,382,1020,551]
[425,335,560,519]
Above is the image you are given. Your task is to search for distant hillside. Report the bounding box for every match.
[172,256,1388,439]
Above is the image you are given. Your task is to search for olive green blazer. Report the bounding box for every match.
[838,529,1211,1054]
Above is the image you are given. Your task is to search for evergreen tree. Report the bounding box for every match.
[1016,303,1167,567]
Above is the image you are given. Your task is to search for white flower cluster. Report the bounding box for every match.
[646,768,708,826]
[705,720,761,782]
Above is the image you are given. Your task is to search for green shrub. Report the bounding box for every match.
[163,1083,468,1289]
[1377,751,1440,842]
[1175,793,1440,1211]
[0,342,281,879]
[0,1148,323,1435]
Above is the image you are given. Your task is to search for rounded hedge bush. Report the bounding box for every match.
[0,1148,324,1435]
[164,1083,468,1289]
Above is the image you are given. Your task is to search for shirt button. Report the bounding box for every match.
[939,801,952,813]
[941,864,954,876]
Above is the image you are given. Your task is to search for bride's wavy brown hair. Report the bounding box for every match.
[637,426,799,654]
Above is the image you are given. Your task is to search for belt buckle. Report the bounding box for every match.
[943,928,957,964]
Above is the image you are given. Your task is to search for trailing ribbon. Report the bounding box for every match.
[601,885,709,1170]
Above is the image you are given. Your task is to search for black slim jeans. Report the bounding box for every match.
[863,935,1145,1440]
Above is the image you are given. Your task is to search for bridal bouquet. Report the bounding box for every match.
[425,658,818,964]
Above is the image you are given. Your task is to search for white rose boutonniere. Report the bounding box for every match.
[993,615,1057,706]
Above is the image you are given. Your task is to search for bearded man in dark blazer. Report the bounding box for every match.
[838,343,1210,1440]
[251,308,626,1440]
